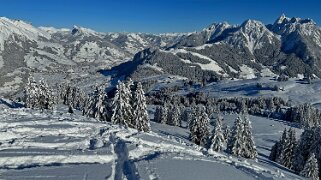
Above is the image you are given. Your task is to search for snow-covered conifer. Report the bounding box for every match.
[242,114,258,159]
[269,141,280,161]
[227,113,257,159]
[133,82,150,132]
[25,77,37,109]
[275,128,288,164]
[83,86,109,121]
[227,115,244,157]
[210,113,225,152]
[279,128,297,169]
[111,81,133,127]
[300,153,319,180]
[167,105,181,127]
[24,78,55,110]
[181,108,191,124]
[189,106,210,146]
[293,128,315,172]
[223,125,231,141]
[158,104,167,124]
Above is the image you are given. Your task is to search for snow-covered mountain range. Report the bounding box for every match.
[124,14,321,83]
[1,15,321,97]
[0,17,183,96]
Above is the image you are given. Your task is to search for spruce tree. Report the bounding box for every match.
[210,113,225,152]
[25,77,37,109]
[83,86,109,121]
[189,106,210,146]
[167,105,181,127]
[300,153,319,180]
[242,114,258,159]
[293,128,315,172]
[227,113,257,159]
[111,81,133,127]
[160,104,168,124]
[223,125,231,141]
[198,107,210,147]
[279,128,297,169]
[269,141,280,161]
[94,87,109,121]
[133,82,150,132]
[24,78,55,110]
[227,115,244,157]
[181,108,191,124]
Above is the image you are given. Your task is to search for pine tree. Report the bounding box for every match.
[59,84,86,110]
[279,128,297,169]
[160,104,168,124]
[227,113,257,159]
[25,77,37,109]
[227,115,244,157]
[24,78,55,110]
[189,106,210,146]
[223,125,231,141]
[198,107,210,147]
[242,114,258,159]
[94,87,109,121]
[133,82,150,132]
[293,128,315,172]
[111,81,133,127]
[210,113,225,152]
[181,108,191,124]
[167,105,181,127]
[275,128,288,164]
[83,86,109,121]
[269,141,280,161]
[300,153,319,180]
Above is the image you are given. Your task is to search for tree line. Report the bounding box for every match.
[24,78,150,132]
[270,127,320,180]
[154,102,258,159]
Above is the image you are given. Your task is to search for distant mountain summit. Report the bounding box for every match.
[123,14,321,83]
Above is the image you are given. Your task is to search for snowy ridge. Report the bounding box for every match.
[71,25,104,37]
[225,19,278,54]
[0,17,50,50]
[38,27,70,34]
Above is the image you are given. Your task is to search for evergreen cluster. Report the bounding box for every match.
[270,127,321,179]
[24,78,55,110]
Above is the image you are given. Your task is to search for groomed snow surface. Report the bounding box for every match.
[0,102,305,180]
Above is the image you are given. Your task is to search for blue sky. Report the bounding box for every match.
[1,0,320,33]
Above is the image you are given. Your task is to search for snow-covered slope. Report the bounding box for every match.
[0,17,50,50]
[125,15,321,83]
[0,105,304,179]
[0,17,184,97]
